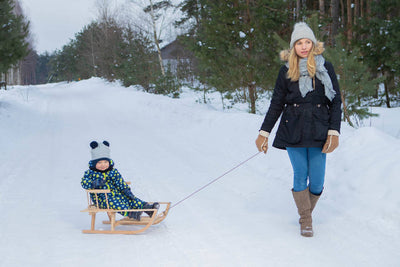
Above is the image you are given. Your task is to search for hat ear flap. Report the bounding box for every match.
[103,141,110,147]
[90,141,99,149]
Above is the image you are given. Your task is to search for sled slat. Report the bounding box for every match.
[102,202,171,226]
[91,213,96,230]
[83,229,151,235]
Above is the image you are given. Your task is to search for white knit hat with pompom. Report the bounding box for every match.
[90,140,110,161]
[290,22,317,48]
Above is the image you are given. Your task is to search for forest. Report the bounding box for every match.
[2,0,400,125]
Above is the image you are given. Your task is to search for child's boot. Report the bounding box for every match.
[143,202,160,217]
[127,211,141,221]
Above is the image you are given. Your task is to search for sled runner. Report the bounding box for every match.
[81,188,170,234]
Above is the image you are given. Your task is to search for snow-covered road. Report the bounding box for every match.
[0,78,399,266]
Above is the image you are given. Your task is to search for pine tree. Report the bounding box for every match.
[0,0,29,79]
[353,0,400,107]
[78,20,125,81]
[324,38,383,127]
[49,42,79,82]
[179,0,288,113]
[115,27,159,91]
[35,52,52,84]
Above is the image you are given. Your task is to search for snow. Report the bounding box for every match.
[0,78,399,266]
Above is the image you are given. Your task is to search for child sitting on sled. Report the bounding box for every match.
[81,140,159,221]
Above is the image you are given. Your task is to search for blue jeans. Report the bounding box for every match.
[286,147,326,195]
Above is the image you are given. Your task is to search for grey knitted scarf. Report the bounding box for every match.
[288,55,336,101]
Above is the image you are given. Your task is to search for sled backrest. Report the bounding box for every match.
[85,182,131,210]
[85,189,111,209]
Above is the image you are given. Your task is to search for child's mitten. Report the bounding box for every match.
[92,178,105,189]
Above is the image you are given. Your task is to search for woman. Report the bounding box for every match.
[255,22,342,237]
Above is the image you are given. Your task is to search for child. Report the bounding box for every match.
[81,140,159,221]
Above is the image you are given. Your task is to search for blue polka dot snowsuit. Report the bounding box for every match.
[81,160,144,215]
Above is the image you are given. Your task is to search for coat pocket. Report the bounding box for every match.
[277,107,302,144]
[312,105,329,141]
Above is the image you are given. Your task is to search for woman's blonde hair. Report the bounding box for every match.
[287,44,316,82]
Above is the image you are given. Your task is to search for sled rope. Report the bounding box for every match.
[171,151,262,209]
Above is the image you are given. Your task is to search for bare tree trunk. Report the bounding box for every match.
[319,0,325,17]
[318,0,327,38]
[337,64,352,125]
[354,0,359,24]
[346,0,353,43]
[21,50,36,85]
[4,73,8,90]
[366,0,372,26]
[384,80,391,108]
[360,0,364,17]
[148,0,166,77]
[382,68,395,108]
[340,0,345,27]
[245,0,256,114]
[248,83,256,114]
[296,0,301,19]
[90,29,97,77]
[340,89,353,126]
[330,0,340,45]
[353,0,360,40]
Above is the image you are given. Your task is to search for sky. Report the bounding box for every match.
[19,0,100,54]
[19,0,131,54]
[18,0,183,55]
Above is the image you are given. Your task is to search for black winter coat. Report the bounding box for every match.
[260,61,342,150]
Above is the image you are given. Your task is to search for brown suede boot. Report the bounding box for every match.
[309,191,321,214]
[292,188,313,237]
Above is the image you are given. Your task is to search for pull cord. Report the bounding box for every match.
[170,151,262,209]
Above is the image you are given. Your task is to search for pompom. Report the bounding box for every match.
[103,140,110,147]
[90,141,98,149]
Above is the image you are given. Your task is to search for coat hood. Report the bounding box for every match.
[279,41,325,62]
[89,158,115,172]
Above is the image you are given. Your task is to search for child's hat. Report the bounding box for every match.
[290,22,317,49]
[90,140,111,161]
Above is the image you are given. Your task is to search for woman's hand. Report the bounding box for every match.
[322,135,339,153]
[255,134,269,154]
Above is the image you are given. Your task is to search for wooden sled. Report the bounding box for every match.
[81,188,170,235]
